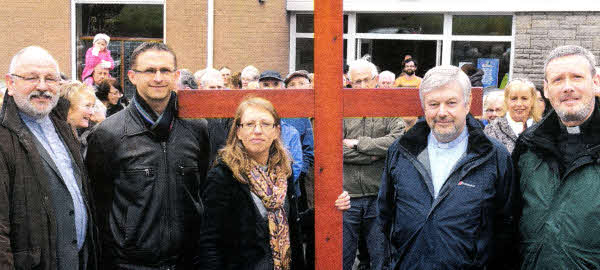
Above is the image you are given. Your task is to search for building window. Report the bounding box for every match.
[75,3,164,98]
[291,13,514,87]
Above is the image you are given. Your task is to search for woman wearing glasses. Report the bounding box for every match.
[198,97,349,270]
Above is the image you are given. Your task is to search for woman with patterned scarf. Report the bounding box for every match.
[197,97,307,270]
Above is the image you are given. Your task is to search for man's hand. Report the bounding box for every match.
[335,191,350,211]
[343,139,359,149]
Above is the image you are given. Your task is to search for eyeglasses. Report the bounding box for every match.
[11,73,61,86]
[132,68,175,77]
[238,121,277,131]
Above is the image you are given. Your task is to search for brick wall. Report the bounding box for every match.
[513,12,600,87]
[0,0,71,75]
[166,0,207,73]
[213,0,289,75]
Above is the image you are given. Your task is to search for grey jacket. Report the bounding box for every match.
[343,117,406,197]
[484,116,517,153]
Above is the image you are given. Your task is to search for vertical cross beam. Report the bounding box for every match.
[314,0,343,269]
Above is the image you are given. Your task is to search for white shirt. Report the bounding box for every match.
[506,113,534,137]
[427,127,469,198]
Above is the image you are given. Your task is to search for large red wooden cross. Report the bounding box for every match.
[178,0,482,268]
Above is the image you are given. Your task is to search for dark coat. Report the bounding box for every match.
[197,162,305,270]
[513,99,600,269]
[0,96,98,270]
[377,115,518,270]
[86,102,210,268]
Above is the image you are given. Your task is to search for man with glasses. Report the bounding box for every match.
[0,46,98,269]
[394,58,422,88]
[342,59,406,270]
[86,42,211,269]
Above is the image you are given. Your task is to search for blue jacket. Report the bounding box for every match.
[281,123,303,196]
[377,115,518,270]
[282,118,314,174]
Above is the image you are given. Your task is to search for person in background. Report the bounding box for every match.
[484,79,541,152]
[378,70,396,88]
[461,63,484,87]
[241,65,260,89]
[177,68,198,90]
[534,88,546,119]
[481,90,505,126]
[394,58,422,88]
[230,71,242,89]
[219,66,233,89]
[90,98,106,124]
[82,33,115,86]
[343,59,406,270]
[95,79,125,118]
[64,81,97,156]
[200,68,226,90]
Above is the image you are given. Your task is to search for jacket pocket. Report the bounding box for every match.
[13,247,41,270]
[120,168,156,246]
[176,165,202,218]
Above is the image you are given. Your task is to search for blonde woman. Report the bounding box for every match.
[484,79,541,152]
[63,81,96,155]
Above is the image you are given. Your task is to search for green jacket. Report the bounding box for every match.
[343,117,406,197]
[513,99,600,270]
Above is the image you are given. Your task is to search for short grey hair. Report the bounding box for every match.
[241,65,260,80]
[483,90,504,109]
[348,59,378,81]
[200,68,224,88]
[178,69,198,89]
[9,46,59,74]
[378,70,395,83]
[544,45,597,81]
[419,65,471,107]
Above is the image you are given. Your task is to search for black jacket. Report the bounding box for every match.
[86,102,210,268]
[197,162,305,270]
[0,96,98,270]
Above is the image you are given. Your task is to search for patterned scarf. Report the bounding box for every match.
[246,165,291,270]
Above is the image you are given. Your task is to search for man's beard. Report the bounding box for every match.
[405,70,415,76]
[13,90,59,119]
[555,97,595,124]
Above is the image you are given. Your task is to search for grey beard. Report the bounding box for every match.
[555,99,595,124]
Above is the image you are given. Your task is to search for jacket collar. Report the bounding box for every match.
[125,91,177,139]
[515,97,600,159]
[495,116,518,142]
[399,114,493,158]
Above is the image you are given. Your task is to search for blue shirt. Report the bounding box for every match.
[427,126,469,198]
[20,112,88,250]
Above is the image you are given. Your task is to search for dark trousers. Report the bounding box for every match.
[343,196,387,270]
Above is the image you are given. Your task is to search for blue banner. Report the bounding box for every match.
[477,58,499,88]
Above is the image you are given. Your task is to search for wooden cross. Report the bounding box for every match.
[178,0,482,268]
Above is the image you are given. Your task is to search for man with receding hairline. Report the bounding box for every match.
[86,42,210,269]
[514,45,600,269]
[0,46,98,270]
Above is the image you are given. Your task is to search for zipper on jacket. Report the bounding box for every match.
[161,141,171,257]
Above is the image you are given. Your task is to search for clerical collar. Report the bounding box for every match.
[559,112,593,135]
[428,126,469,149]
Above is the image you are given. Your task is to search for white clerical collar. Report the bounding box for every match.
[506,113,533,136]
[566,126,581,134]
[429,126,469,149]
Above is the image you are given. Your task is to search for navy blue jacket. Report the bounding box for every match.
[377,115,518,270]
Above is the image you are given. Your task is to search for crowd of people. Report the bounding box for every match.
[1,31,600,270]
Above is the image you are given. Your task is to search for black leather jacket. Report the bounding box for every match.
[86,103,210,269]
